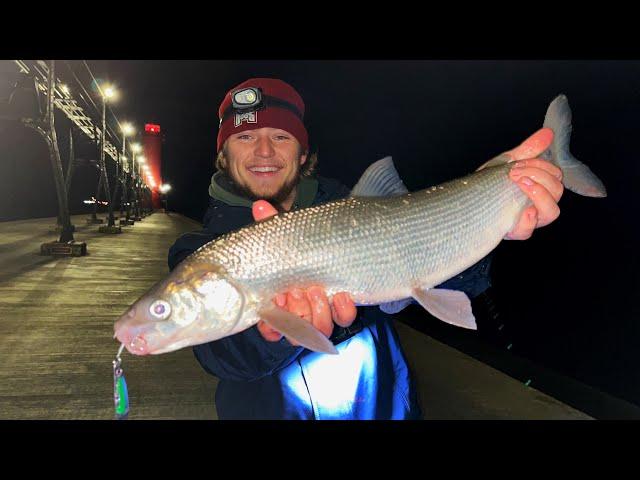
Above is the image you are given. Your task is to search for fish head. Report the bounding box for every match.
[114,262,246,355]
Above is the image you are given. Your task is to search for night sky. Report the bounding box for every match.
[1,60,639,408]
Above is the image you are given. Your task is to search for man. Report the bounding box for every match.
[168,78,563,419]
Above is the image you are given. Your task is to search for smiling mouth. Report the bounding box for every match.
[247,166,283,178]
[248,166,281,173]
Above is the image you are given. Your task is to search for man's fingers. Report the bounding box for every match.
[256,294,288,341]
[507,128,554,161]
[509,165,564,202]
[332,292,357,327]
[513,177,561,228]
[306,286,333,338]
[505,206,538,240]
[264,287,357,346]
[252,200,279,221]
[257,320,283,342]
[286,288,313,320]
[509,158,563,182]
[282,289,314,346]
[274,293,287,308]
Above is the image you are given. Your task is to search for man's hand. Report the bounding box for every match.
[495,128,564,240]
[251,200,358,344]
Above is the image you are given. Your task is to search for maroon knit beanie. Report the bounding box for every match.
[217,78,308,152]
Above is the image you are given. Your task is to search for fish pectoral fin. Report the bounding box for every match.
[380,298,414,314]
[412,287,477,330]
[258,306,339,355]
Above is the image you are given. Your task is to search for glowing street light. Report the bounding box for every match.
[130,143,141,154]
[121,122,135,137]
[103,85,117,101]
[60,84,70,95]
[120,123,134,177]
[159,183,171,211]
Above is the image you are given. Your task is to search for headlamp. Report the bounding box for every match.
[220,86,304,126]
[231,87,263,112]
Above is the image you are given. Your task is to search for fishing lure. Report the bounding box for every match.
[113,343,130,419]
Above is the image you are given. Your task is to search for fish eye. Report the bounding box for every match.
[149,300,171,320]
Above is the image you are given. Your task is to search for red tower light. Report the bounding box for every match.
[143,123,163,209]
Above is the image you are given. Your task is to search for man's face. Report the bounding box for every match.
[224,127,307,207]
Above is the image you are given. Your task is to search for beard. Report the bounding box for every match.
[227,164,302,213]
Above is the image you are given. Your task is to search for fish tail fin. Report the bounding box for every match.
[543,94,607,198]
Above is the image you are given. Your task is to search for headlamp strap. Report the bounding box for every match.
[220,95,304,125]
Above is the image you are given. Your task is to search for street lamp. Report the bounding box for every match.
[103,85,117,101]
[121,122,134,139]
[159,184,171,213]
[120,123,135,219]
[138,155,147,206]
[98,83,119,229]
[130,146,145,219]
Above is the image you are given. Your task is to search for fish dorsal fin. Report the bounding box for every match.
[258,305,338,354]
[412,287,477,330]
[350,156,409,197]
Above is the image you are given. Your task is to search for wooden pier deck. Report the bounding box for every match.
[0,212,217,419]
[0,212,593,420]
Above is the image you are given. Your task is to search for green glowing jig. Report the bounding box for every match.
[113,343,129,419]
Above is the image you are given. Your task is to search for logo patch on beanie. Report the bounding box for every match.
[234,111,258,128]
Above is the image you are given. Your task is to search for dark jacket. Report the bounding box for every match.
[168,172,492,419]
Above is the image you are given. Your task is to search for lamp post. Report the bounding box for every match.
[142,162,153,216]
[139,155,149,217]
[32,60,86,256]
[89,124,103,224]
[97,84,119,232]
[119,123,134,220]
[131,146,143,221]
[159,183,171,212]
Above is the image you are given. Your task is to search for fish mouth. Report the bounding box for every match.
[115,327,150,355]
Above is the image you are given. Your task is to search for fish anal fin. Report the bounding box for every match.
[380,298,414,314]
[412,287,477,330]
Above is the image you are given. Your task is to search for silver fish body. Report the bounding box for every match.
[195,163,524,315]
